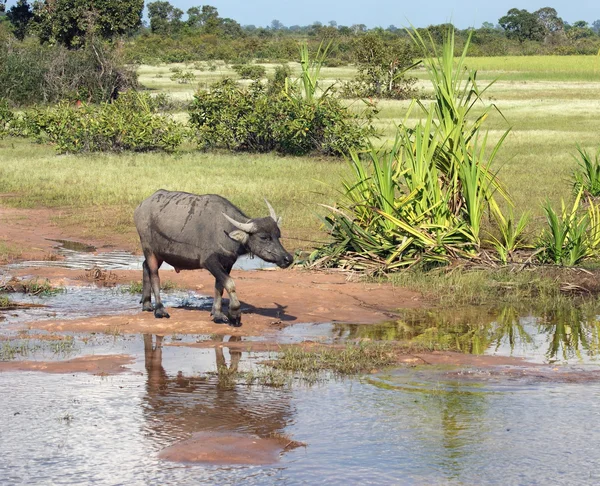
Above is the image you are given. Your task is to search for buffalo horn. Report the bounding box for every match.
[223,213,257,233]
[265,199,278,222]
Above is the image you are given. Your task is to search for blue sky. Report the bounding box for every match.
[167,1,598,29]
[3,1,598,29]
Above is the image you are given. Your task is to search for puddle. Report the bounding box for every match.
[0,331,599,484]
[2,283,600,483]
[8,245,275,271]
[322,305,600,365]
[47,239,97,252]
[0,286,212,326]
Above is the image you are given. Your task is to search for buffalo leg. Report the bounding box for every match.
[211,282,226,323]
[146,253,169,319]
[141,260,153,312]
[205,259,240,326]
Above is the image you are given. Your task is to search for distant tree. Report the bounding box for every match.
[351,23,366,35]
[344,32,417,99]
[198,5,220,34]
[481,21,495,30]
[328,20,337,28]
[220,18,243,38]
[387,24,399,33]
[270,19,284,30]
[147,1,183,35]
[498,8,545,43]
[7,0,33,40]
[338,25,351,36]
[567,21,594,40]
[32,0,144,47]
[534,7,564,34]
[0,0,5,13]
[592,20,600,34]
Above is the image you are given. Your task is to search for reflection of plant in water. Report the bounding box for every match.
[539,305,600,362]
[490,305,534,353]
[337,302,600,362]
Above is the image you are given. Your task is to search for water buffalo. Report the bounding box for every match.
[134,190,293,326]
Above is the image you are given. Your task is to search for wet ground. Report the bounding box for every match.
[2,242,600,484]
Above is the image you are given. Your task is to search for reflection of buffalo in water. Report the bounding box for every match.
[142,334,294,442]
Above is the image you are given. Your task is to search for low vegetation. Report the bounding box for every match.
[13,92,185,153]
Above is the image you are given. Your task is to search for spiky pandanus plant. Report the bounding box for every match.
[312,28,512,272]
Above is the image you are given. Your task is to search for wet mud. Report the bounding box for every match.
[0,354,134,374]
[159,431,302,465]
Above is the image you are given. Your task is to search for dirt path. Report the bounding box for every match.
[0,206,137,261]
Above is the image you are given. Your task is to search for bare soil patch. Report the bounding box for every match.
[159,431,303,465]
[0,354,134,374]
[0,206,135,262]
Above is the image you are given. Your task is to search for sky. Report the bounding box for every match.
[2,1,598,29]
[166,1,598,29]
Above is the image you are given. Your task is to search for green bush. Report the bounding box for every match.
[231,64,267,80]
[0,99,15,136]
[188,78,376,156]
[0,40,137,106]
[169,67,196,84]
[23,92,185,153]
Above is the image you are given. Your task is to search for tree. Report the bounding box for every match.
[7,0,33,40]
[534,7,564,34]
[147,1,183,35]
[481,21,495,30]
[270,19,284,31]
[32,0,144,47]
[567,21,593,40]
[344,32,417,99]
[592,20,600,34]
[498,8,545,43]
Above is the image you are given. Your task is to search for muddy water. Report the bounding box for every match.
[2,288,600,484]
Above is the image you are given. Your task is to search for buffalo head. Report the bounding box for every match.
[223,200,293,268]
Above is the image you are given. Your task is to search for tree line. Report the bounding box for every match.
[0,1,599,59]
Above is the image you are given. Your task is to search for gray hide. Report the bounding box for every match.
[134,190,293,326]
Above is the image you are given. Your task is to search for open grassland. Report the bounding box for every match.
[1,56,600,254]
[0,139,345,249]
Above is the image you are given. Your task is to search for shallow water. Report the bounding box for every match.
[6,240,275,271]
[2,286,600,483]
[1,334,600,485]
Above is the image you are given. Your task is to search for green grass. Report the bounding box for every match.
[1,57,600,256]
[0,139,346,249]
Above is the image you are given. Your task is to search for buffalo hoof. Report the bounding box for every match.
[142,302,153,312]
[227,313,242,328]
[154,304,170,319]
[211,311,229,324]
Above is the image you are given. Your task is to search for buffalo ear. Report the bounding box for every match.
[228,230,249,244]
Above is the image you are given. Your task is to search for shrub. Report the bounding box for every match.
[310,29,511,272]
[0,40,137,106]
[231,63,267,80]
[341,33,418,100]
[572,145,600,198]
[169,67,196,84]
[23,92,185,153]
[188,78,376,156]
[535,191,598,266]
[0,99,15,136]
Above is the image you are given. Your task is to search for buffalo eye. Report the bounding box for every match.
[259,234,271,241]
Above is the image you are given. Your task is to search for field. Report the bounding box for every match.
[1,55,600,255]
